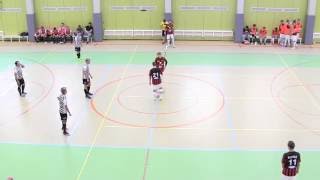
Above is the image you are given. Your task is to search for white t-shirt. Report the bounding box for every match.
[57,94,67,114]
[82,64,90,79]
[14,66,23,79]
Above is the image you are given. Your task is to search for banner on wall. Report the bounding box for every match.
[180,6,229,11]
[42,6,87,12]
[251,7,299,13]
[0,8,22,12]
[111,6,156,11]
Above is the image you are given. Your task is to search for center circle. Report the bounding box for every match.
[91,74,225,128]
[117,82,198,115]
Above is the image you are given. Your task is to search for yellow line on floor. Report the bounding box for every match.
[76,45,138,180]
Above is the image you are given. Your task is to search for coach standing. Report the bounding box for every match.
[281,141,301,180]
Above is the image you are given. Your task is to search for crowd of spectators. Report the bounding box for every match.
[34,22,93,44]
[242,19,303,49]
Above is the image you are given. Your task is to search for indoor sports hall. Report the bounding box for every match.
[0,0,320,180]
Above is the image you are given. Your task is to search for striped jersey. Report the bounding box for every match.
[14,66,23,79]
[82,64,90,79]
[57,94,67,114]
[149,67,162,85]
[155,57,168,72]
[282,151,301,176]
[74,36,82,48]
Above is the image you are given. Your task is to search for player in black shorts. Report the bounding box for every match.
[74,32,82,59]
[82,58,93,99]
[57,87,72,135]
[14,61,27,97]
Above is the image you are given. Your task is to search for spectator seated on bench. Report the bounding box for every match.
[242,25,250,44]
[85,22,93,44]
[259,27,267,45]
[35,26,47,42]
[51,27,60,44]
[271,27,279,45]
[64,26,73,43]
[250,24,258,45]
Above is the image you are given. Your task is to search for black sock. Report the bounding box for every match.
[18,87,22,95]
[84,89,88,96]
[22,84,25,93]
[77,53,80,59]
[62,124,66,131]
[88,86,91,92]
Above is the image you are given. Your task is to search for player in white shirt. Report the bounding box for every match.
[74,32,82,59]
[14,61,27,97]
[57,87,72,135]
[82,58,93,99]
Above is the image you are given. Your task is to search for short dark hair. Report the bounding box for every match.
[15,61,19,65]
[288,141,295,150]
[152,62,156,66]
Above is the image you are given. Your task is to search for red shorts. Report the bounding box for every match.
[152,79,161,85]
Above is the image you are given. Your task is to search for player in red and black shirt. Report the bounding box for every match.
[282,141,301,180]
[149,62,163,100]
[154,52,168,73]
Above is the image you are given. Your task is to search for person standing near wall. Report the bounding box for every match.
[85,22,94,44]
[279,20,286,47]
[166,21,175,48]
[160,19,168,44]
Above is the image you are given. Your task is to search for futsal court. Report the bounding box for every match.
[0,41,319,179]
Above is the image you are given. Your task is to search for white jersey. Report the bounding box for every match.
[82,64,90,79]
[57,94,67,114]
[14,66,23,79]
[74,36,82,48]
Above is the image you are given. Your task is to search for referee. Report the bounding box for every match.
[14,61,27,97]
[57,87,72,135]
[282,141,301,180]
[82,58,93,99]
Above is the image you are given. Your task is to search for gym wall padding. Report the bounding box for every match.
[315,0,320,32]
[0,0,27,35]
[173,0,236,30]
[102,0,164,30]
[34,0,93,30]
[245,0,307,35]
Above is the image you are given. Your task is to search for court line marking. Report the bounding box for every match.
[215,73,238,149]
[142,97,158,180]
[275,55,320,136]
[69,65,114,138]
[103,126,320,132]
[278,54,320,110]
[0,83,15,96]
[76,45,138,180]
[123,96,273,101]
[1,140,320,152]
